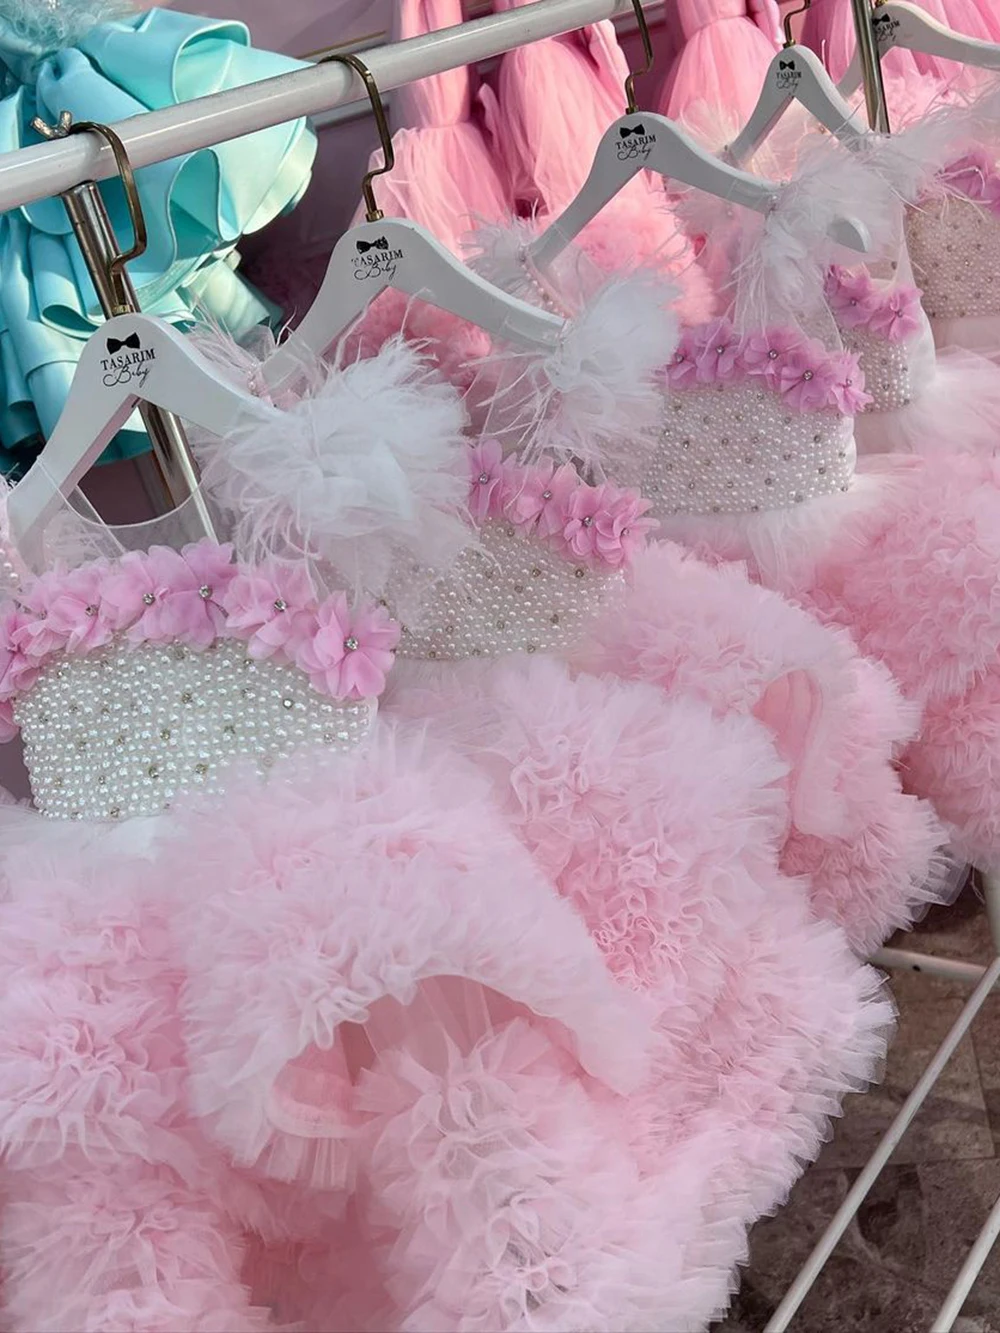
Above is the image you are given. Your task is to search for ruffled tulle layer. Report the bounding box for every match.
[0,696,893,1330]
[575,540,949,954]
[662,450,1000,872]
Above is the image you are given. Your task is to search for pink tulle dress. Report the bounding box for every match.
[801,0,998,88]
[654,0,781,134]
[482,0,716,322]
[0,329,894,1332]
[611,279,1000,876]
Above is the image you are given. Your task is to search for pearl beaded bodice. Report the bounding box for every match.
[391,517,625,662]
[18,640,374,820]
[626,380,855,518]
[905,194,1000,323]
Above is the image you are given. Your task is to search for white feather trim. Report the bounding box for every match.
[194,334,473,597]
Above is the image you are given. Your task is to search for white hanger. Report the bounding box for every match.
[9,313,273,564]
[727,37,869,165]
[258,52,565,395]
[839,1,1000,93]
[528,3,872,271]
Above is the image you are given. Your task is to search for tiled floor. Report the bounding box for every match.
[719,883,1000,1332]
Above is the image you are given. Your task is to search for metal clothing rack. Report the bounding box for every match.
[0,0,998,1323]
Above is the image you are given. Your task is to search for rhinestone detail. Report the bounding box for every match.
[391,518,623,662]
[905,194,1000,322]
[16,639,374,820]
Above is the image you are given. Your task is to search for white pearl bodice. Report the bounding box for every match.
[905,197,1000,322]
[619,383,855,519]
[17,639,374,820]
[391,518,624,661]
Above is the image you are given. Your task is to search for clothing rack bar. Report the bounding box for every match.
[0,0,642,215]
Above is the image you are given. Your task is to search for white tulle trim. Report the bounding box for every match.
[855,346,1000,458]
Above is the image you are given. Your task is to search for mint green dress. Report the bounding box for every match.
[0,3,316,472]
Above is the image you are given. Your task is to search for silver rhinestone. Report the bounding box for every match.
[344,635,360,652]
[542,489,553,500]
[802,370,814,381]
[477,472,490,485]
[273,598,287,612]
[768,348,778,359]
[181,691,193,704]
[195,763,208,777]
[142,592,155,606]
[148,764,160,779]
[198,585,212,600]
[282,698,294,710]
[574,568,586,579]
[581,516,594,528]
[84,604,97,617]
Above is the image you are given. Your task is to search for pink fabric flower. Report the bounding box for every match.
[776,343,837,412]
[867,284,922,343]
[592,490,657,568]
[741,327,803,384]
[824,266,880,330]
[14,570,76,660]
[664,329,701,388]
[296,594,399,700]
[0,605,39,699]
[223,562,317,662]
[828,353,873,415]
[561,483,605,561]
[39,563,114,654]
[110,541,234,650]
[531,463,582,542]
[694,319,744,384]
[467,438,506,522]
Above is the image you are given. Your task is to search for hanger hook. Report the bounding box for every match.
[32,113,147,315]
[782,0,812,48]
[319,52,393,222]
[624,1,655,115]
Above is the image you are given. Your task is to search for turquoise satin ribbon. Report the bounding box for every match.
[0,7,316,473]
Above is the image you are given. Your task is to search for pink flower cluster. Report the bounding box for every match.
[938,151,1000,217]
[824,266,923,344]
[467,440,656,568]
[0,539,400,733]
[664,318,872,415]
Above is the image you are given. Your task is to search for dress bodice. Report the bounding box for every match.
[0,529,392,820]
[616,319,864,521]
[387,442,651,661]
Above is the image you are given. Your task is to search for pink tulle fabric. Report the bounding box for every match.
[487,0,716,321]
[801,0,996,91]
[655,0,781,132]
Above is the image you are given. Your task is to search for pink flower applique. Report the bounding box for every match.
[741,327,802,384]
[776,342,837,412]
[694,319,744,384]
[154,541,236,650]
[296,594,400,700]
[14,570,75,661]
[41,563,115,654]
[562,483,612,562]
[0,605,39,700]
[824,266,880,330]
[467,438,506,522]
[664,330,701,389]
[828,352,873,415]
[223,563,317,662]
[593,489,657,567]
[867,284,922,343]
[530,462,581,542]
[102,546,183,639]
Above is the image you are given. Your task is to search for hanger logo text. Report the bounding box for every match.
[353,236,403,281]
[775,58,802,91]
[871,12,900,44]
[617,122,656,161]
[101,332,156,389]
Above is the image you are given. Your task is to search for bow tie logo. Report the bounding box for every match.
[356,237,389,254]
[778,59,796,71]
[619,123,646,139]
[106,332,141,354]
